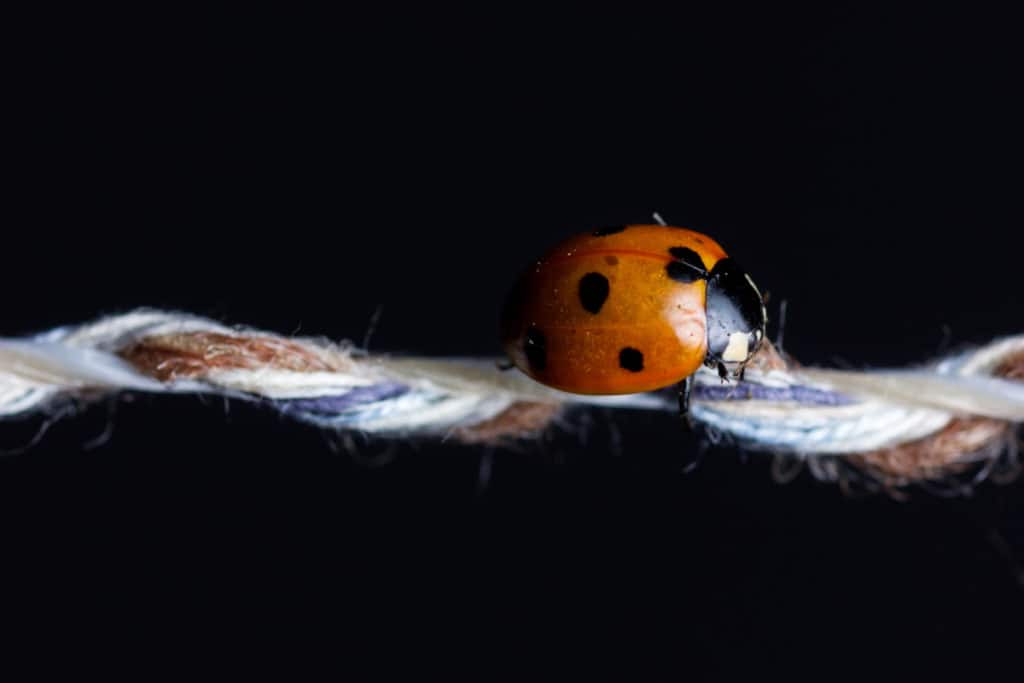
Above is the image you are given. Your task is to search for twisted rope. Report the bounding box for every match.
[2,310,1022,491]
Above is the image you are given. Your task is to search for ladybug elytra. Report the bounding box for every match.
[500,224,767,414]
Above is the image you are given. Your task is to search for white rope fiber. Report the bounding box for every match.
[1,310,1022,489]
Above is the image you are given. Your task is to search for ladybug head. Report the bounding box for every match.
[704,258,767,377]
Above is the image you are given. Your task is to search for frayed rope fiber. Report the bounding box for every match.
[2,309,1023,490]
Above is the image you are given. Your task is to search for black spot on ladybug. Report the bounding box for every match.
[669,246,707,270]
[619,347,644,372]
[604,255,619,266]
[666,262,699,283]
[524,325,547,371]
[666,246,708,283]
[578,272,610,314]
[592,225,627,236]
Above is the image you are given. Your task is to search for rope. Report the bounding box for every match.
[2,309,1022,491]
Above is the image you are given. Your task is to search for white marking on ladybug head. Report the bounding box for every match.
[721,331,750,363]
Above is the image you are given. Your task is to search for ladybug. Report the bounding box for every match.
[500,224,767,415]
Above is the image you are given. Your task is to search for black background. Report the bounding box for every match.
[3,4,1024,677]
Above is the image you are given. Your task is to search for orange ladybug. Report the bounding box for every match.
[500,224,766,414]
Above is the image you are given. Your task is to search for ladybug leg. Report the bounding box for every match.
[677,376,695,429]
[717,362,729,382]
[737,365,746,382]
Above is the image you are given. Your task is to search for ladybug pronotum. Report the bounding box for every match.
[500,224,767,416]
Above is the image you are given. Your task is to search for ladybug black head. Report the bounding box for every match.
[704,258,766,376]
